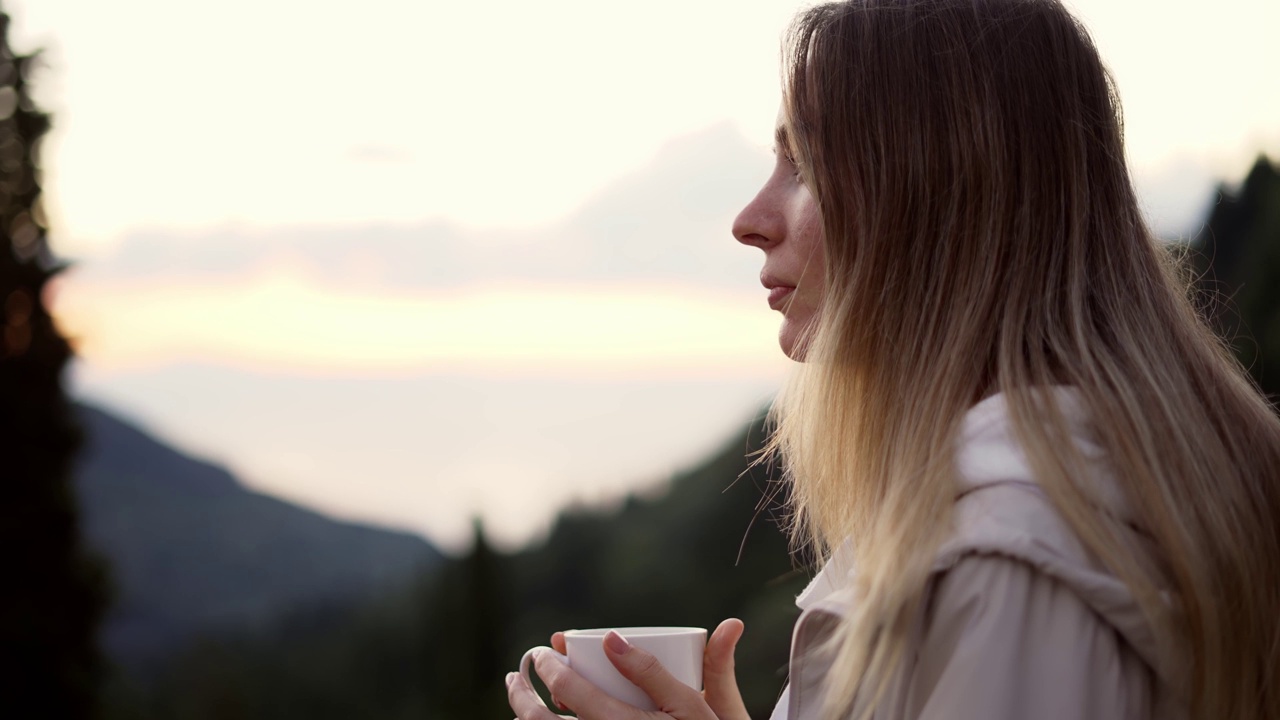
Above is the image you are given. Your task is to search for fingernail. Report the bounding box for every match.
[604,630,630,654]
[505,672,516,687]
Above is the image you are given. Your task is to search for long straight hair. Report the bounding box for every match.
[764,1,1280,718]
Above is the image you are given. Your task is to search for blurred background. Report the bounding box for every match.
[1,0,1277,718]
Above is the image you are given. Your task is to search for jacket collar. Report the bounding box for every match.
[956,387,1138,524]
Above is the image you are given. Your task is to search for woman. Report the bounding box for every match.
[507,1,1280,718]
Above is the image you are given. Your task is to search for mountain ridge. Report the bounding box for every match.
[73,402,445,670]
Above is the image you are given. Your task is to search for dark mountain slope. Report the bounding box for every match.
[74,402,444,668]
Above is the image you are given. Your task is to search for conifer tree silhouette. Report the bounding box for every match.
[428,518,509,718]
[1195,156,1280,406]
[0,7,110,718]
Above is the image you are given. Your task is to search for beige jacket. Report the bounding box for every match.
[768,390,1184,720]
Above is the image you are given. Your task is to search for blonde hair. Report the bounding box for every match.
[763,1,1280,718]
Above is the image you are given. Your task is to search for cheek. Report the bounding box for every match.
[791,284,823,325]
[795,211,826,294]
[776,197,825,361]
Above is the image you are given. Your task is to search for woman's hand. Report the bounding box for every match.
[506,618,751,720]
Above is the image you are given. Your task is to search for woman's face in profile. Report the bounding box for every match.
[732,116,826,360]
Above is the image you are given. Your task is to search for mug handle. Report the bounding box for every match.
[519,645,570,706]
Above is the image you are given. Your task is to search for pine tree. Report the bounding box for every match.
[427,519,510,719]
[0,7,110,718]
[1194,155,1280,406]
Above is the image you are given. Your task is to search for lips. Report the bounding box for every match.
[761,273,796,310]
[767,285,796,309]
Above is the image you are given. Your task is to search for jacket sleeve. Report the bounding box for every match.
[902,554,1153,720]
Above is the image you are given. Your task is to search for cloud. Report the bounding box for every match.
[68,117,1218,300]
[53,123,789,375]
[68,122,772,293]
[55,117,1226,377]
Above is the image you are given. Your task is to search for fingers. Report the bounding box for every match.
[703,619,750,720]
[602,631,707,716]
[548,633,568,708]
[547,632,568,707]
[530,648,639,720]
[506,671,572,720]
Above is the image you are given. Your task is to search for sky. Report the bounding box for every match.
[8,0,1280,552]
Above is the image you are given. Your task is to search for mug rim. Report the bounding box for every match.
[564,626,705,638]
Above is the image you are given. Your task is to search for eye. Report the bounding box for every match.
[784,150,805,182]
[772,144,807,184]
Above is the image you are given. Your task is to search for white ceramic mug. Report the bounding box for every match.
[519,626,707,711]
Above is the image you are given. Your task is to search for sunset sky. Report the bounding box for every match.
[10,0,1279,551]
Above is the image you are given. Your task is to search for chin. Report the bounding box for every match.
[778,312,821,361]
[778,327,809,362]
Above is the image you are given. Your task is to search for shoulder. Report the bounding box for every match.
[901,553,1157,720]
[942,392,1162,661]
[921,552,1112,651]
[936,391,1166,671]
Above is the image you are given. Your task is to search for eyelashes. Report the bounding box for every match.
[785,152,808,183]
[775,146,807,182]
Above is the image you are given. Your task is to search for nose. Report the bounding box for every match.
[732,183,783,250]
